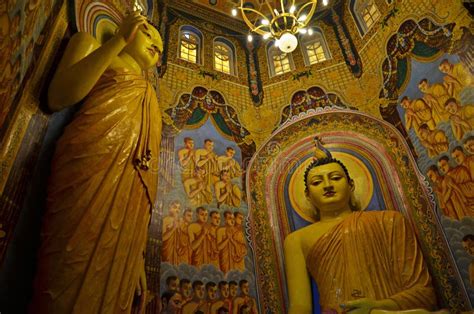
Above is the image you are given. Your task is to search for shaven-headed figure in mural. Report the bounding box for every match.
[427,165,467,220]
[177,208,193,265]
[215,170,241,208]
[184,167,212,206]
[188,207,213,267]
[208,210,221,268]
[439,59,472,98]
[418,124,449,157]
[162,201,181,264]
[178,137,196,183]
[195,139,219,190]
[218,147,242,179]
[232,280,257,314]
[217,211,236,273]
[232,211,247,271]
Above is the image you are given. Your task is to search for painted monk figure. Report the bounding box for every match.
[217,211,236,273]
[232,280,257,314]
[418,78,450,124]
[211,281,232,314]
[30,12,163,314]
[427,165,467,220]
[444,98,474,140]
[439,59,472,98]
[182,281,206,314]
[400,96,435,135]
[438,156,474,211]
[208,210,221,268]
[232,211,247,271]
[215,170,242,208]
[162,201,182,265]
[217,147,242,179]
[177,208,193,265]
[178,137,196,183]
[452,146,474,181]
[184,167,212,206]
[418,124,449,157]
[195,139,220,189]
[188,207,213,267]
[284,139,436,314]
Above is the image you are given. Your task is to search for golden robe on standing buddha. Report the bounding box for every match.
[31,68,161,313]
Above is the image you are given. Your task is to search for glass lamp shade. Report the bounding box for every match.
[278,32,298,53]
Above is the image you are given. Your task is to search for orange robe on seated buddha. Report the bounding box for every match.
[306,211,436,312]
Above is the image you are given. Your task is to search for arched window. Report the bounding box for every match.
[350,0,381,35]
[267,43,294,77]
[301,30,331,66]
[178,26,203,64]
[213,38,236,75]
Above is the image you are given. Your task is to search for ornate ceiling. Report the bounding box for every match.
[168,0,340,33]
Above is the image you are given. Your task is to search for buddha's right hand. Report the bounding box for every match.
[116,12,147,44]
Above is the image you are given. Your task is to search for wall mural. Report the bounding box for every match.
[0,0,57,129]
[145,87,259,313]
[379,18,474,303]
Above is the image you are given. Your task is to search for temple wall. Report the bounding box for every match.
[0,0,472,312]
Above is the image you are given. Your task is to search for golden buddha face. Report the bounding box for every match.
[124,21,163,70]
[305,162,353,213]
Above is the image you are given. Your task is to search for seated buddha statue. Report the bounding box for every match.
[284,138,437,314]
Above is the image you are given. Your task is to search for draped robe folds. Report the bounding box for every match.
[161,218,180,265]
[306,211,436,312]
[31,69,161,314]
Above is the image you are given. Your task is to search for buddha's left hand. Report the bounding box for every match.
[343,298,398,314]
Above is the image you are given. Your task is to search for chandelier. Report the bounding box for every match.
[232,0,327,53]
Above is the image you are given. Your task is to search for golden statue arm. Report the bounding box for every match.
[48,12,148,111]
[284,233,312,314]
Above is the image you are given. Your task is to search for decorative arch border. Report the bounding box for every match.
[276,86,355,127]
[378,17,454,100]
[246,108,468,313]
[162,86,256,159]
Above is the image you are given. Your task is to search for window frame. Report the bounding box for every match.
[300,30,332,67]
[178,25,203,65]
[213,37,237,76]
[267,42,294,77]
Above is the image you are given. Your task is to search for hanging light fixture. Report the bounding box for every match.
[234,0,319,53]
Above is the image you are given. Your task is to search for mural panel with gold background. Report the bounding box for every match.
[378,17,474,303]
[149,86,260,314]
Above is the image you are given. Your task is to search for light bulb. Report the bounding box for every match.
[323,0,328,5]
[274,39,280,47]
[308,28,314,35]
[289,5,296,13]
[231,8,237,16]
[298,14,307,22]
[274,9,279,15]
[263,33,271,40]
[247,34,253,42]
[299,28,307,34]
[278,32,298,53]
[261,19,269,25]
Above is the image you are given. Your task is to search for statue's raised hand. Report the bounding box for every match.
[116,12,147,44]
